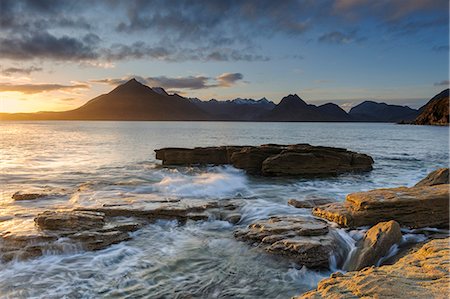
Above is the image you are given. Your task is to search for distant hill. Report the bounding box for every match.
[260,94,351,121]
[348,101,419,122]
[191,97,275,121]
[412,89,449,126]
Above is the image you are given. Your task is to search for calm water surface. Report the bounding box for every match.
[0,121,448,298]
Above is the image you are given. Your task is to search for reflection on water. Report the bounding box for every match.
[0,121,448,298]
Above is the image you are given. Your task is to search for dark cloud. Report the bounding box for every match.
[434,80,449,87]
[318,31,365,44]
[1,66,43,75]
[92,73,244,90]
[102,42,269,62]
[0,83,89,94]
[332,0,448,22]
[0,0,447,64]
[432,45,449,52]
[0,32,100,61]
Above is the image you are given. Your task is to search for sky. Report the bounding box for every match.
[0,0,448,113]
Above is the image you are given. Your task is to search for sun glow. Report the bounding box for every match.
[0,92,84,113]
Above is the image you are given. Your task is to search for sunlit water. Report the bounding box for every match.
[0,121,448,298]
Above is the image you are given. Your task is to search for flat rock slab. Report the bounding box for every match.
[297,237,450,299]
[288,198,336,209]
[234,216,335,268]
[155,144,374,176]
[75,199,243,224]
[313,184,449,228]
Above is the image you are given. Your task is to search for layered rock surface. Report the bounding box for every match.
[415,168,449,187]
[234,216,336,268]
[155,144,374,176]
[313,184,449,228]
[298,238,450,299]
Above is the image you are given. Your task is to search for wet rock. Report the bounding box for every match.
[415,168,449,187]
[288,198,336,209]
[261,150,373,176]
[297,238,450,299]
[35,210,105,231]
[1,199,243,262]
[12,192,47,201]
[12,188,66,201]
[347,220,402,271]
[313,184,449,228]
[234,216,335,268]
[69,230,130,251]
[155,144,374,176]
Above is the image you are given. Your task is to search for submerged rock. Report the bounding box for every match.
[288,198,336,209]
[155,144,374,176]
[415,168,449,187]
[313,184,449,228]
[234,216,335,268]
[297,237,450,299]
[347,220,402,271]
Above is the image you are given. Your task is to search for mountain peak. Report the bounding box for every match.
[109,78,151,95]
[279,94,307,106]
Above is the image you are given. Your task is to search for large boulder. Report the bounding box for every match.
[297,238,450,299]
[347,220,402,271]
[234,216,335,268]
[415,168,449,187]
[155,144,374,176]
[313,184,449,228]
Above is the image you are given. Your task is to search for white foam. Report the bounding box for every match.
[153,166,250,199]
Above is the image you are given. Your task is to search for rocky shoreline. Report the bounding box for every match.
[1,144,448,298]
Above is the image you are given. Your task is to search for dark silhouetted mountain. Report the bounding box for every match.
[348,101,419,122]
[260,94,351,121]
[413,89,449,125]
[152,87,169,96]
[192,97,275,120]
[0,79,209,121]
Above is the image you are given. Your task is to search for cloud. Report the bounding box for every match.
[0,32,100,61]
[1,66,43,75]
[434,80,449,87]
[102,42,269,62]
[318,31,365,44]
[216,73,244,87]
[0,83,89,94]
[92,73,244,90]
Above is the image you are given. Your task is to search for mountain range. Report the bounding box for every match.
[1,78,447,124]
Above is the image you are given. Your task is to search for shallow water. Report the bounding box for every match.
[0,121,448,298]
